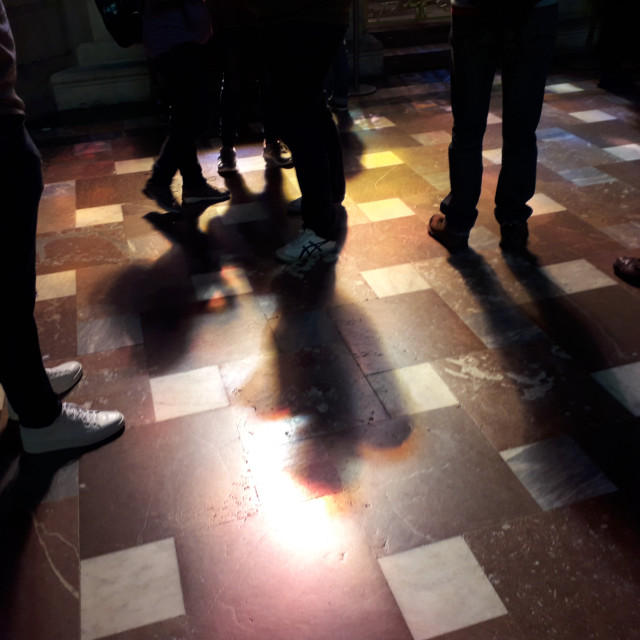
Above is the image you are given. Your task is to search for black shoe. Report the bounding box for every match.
[182,181,230,205]
[217,147,237,174]
[428,214,469,253]
[142,181,181,213]
[499,222,529,252]
[613,256,640,286]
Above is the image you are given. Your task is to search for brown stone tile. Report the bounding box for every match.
[330,289,486,375]
[434,616,527,640]
[141,295,273,376]
[595,158,640,189]
[36,225,130,274]
[431,341,631,451]
[69,345,154,428]
[527,211,623,265]
[220,341,388,437]
[327,408,540,557]
[90,617,190,640]
[543,179,640,228]
[0,495,79,640]
[519,285,640,371]
[176,508,413,640]
[465,494,640,640]
[75,173,149,209]
[567,119,640,149]
[35,296,78,360]
[341,216,443,271]
[37,194,76,234]
[42,159,116,183]
[75,255,196,321]
[79,407,258,558]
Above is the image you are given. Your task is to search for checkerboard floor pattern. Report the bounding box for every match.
[2,69,640,640]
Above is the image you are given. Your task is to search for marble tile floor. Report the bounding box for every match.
[1,69,640,640]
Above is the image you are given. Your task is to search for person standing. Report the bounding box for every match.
[142,0,230,212]
[244,0,352,264]
[428,0,559,254]
[0,0,124,453]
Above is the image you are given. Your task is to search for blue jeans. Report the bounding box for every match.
[0,117,60,427]
[441,4,558,234]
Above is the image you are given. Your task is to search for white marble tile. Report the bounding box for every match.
[592,361,640,417]
[128,234,173,261]
[528,192,566,215]
[359,198,415,222]
[76,204,124,228]
[501,436,617,510]
[482,148,502,164]
[81,538,185,640]
[191,265,253,301]
[354,115,396,130]
[379,536,507,640]
[36,270,76,301]
[411,130,451,146]
[546,82,584,94]
[42,180,75,198]
[604,143,640,161]
[601,221,640,249]
[368,363,458,417]
[77,315,143,355]
[115,157,154,174]
[150,365,229,422]
[236,154,267,173]
[559,167,617,187]
[360,150,404,169]
[538,259,617,294]
[569,109,616,123]
[361,263,431,298]
[424,171,451,191]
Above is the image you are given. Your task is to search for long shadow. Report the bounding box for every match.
[0,420,122,618]
[445,246,640,509]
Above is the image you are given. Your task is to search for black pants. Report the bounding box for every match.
[441,5,558,234]
[150,42,212,188]
[217,26,280,148]
[0,117,60,428]
[263,21,347,240]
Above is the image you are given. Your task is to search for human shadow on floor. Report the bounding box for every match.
[232,254,412,504]
[0,420,122,619]
[444,247,640,507]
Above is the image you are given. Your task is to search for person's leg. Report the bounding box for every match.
[495,4,558,229]
[265,21,346,240]
[440,12,500,235]
[150,43,211,189]
[0,118,61,428]
[219,29,244,151]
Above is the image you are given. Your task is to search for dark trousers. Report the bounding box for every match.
[0,117,60,428]
[441,5,558,234]
[151,42,211,188]
[264,21,347,240]
[218,27,279,148]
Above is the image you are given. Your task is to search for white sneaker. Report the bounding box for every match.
[8,360,83,421]
[20,402,125,454]
[276,228,337,264]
